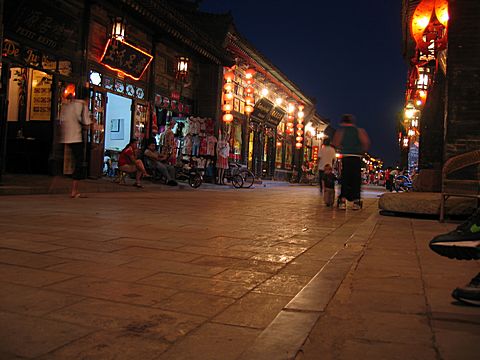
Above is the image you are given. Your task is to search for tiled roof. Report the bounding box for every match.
[119,0,233,65]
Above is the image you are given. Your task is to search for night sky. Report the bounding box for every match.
[199,0,407,166]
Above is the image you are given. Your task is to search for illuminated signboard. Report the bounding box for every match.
[100,39,153,81]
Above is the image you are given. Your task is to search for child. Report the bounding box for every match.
[322,163,336,207]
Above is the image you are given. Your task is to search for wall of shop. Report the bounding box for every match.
[443,0,480,160]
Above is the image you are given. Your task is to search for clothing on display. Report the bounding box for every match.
[216,138,229,169]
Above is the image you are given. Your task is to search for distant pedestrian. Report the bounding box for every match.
[59,88,92,198]
[322,163,336,207]
[385,167,392,191]
[317,137,336,192]
[332,114,370,210]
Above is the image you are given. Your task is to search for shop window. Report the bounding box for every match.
[29,70,52,121]
[229,121,242,161]
[285,142,293,169]
[7,68,52,122]
[89,71,102,86]
[275,139,283,168]
[7,68,25,122]
[248,131,254,169]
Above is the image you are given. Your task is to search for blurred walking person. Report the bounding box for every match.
[332,114,370,210]
[317,137,336,193]
[60,88,92,198]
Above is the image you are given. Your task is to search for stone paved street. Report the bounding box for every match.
[0,185,479,360]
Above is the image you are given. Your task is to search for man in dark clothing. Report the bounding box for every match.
[332,114,370,210]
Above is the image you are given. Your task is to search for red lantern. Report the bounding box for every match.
[245,95,254,104]
[224,83,233,92]
[245,86,254,94]
[245,68,256,79]
[223,113,233,123]
[245,105,254,114]
[222,103,232,112]
[224,71,235,82]
[295,142,303,149]
[225,92,234,101]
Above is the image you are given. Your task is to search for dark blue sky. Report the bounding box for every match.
[200,0,407,166]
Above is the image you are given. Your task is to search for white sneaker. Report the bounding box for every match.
[338,201,346,210]
[352,200,363,211]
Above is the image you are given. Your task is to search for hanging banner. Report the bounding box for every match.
[100,39,153,81]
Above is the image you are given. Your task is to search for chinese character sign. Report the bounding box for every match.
[100,39,153,80]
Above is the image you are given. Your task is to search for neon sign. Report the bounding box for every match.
[100,38,153,81]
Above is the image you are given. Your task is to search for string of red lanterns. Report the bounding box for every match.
[295,104,305,149]
[222,68,235,123]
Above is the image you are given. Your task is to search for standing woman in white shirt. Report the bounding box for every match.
[60,89,92,198]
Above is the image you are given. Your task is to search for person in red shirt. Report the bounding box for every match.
[118,138,150,188]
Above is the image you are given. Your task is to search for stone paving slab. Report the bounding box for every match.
[0,186,478,359]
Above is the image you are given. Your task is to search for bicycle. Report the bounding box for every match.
[222,165,244,188]
[228,162,255,188]
[174,160,203,188]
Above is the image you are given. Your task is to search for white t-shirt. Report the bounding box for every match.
[318,145,336,171]
[60,100,91,144]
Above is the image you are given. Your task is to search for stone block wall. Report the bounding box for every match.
[444,0,480,160]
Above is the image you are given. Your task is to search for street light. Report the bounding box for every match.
[112,16,126,41]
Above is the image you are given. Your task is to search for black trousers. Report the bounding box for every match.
[318,170,324,192]
[339,156,361,201]
[69,142,87,180]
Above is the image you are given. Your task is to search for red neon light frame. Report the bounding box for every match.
[100,38,153,81]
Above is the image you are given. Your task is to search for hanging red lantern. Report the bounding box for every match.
[224,82,234,92]
[222,103,232,112]
[223,113,233,123]
[245,68,256,79]
[245,95,254,104]
[245,104,254,114]
[224,71,235,82]
[295,142,303,149]
[245,86,254,94]
[225,92,234,101]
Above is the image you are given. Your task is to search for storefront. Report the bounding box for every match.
[1,0,82,175]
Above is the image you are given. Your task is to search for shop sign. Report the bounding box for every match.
[269,106,286,125]
[8,2,76,50]
[100,39,153,81]
[251,97,274,121]
[3,39,40,66]
[2,38,73,76]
